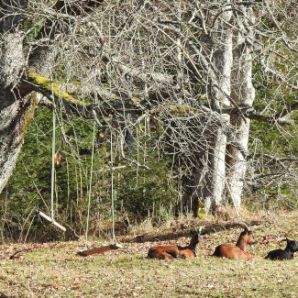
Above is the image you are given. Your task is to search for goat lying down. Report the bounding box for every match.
[212,227,255,260]
[147,229,202,260]
[265,238,298,260]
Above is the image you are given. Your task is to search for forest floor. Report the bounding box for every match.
[1,209,298,297]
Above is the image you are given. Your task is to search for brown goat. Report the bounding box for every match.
[212,227,254,260]
[147,244,180,259]
[147,230,201,260]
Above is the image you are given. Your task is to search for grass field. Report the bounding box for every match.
[1,210,298,297]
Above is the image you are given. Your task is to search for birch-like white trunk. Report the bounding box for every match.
[228,7,256,210]
[209,6,233,207]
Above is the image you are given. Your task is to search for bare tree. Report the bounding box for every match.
[1,1,298,213]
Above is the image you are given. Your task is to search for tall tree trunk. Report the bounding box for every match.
[227,7,256,210]
[0,1,55,194]
[204,5,233,212]
[0,25,27,193]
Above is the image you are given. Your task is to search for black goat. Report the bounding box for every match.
[265,238,298,260]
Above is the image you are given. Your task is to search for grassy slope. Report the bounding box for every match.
[1,211,298,298]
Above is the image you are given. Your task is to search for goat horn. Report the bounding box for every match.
[238,222,249,230]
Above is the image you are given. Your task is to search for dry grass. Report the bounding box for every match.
[1,210,298,297]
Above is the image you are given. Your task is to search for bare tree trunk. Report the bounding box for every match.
[227,7,256,210]
[0,0,64,194]
[0,1,52,194]
[0,20,27,193]
[205,5,233,211]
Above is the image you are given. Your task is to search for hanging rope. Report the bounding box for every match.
[77,123,123,256]
[110,128,116,243]
[38,103,66,232]
[84,121,96,248]
[51,107,56,220]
